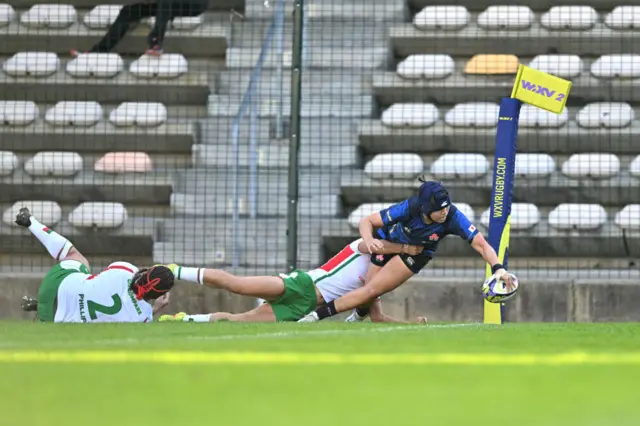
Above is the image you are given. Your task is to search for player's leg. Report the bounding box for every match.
[301,254,429,322]
[163,267,317,322]
[345,258,385,321]
[210,303,278,322]
[15,208,93,321]
[34,257,91,322]
[15,207,90,269]
[162,303,278,323]
[147,0,206,53]
[171,266,287,300]
[334,255,417,313]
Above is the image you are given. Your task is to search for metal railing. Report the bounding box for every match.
[230,0,286,267]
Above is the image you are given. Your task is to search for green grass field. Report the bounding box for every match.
[1,322,639,426]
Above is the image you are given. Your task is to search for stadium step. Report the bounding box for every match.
[207,94,374,118]
[0,65,215,105]
[199,117,357,146]
[173,169,342,195]
[170,192,340,217]
[192,142,359,168]
[338,171,640,208]
[373,72,640,105]
[6,0,243,12]
[158,217,325,241]
[0,123,195,154]
[357,119,640,155]
[217,69,371,96]
[226,47,388,70]
[0,216,156,256]
[0,20,227,57]
[410,0,637,10]
[244,0,406,21]
[154,241,322,268]
[389,22,640,57]
[0,170,173,205]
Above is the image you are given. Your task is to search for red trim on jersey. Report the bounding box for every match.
[86,264,135,280]
[107,265,135,274]
[319,245,355,272]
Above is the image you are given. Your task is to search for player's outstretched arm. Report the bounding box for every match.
[164,264,286,301]
[14,207,90,268]
[357,239,423,256]
[449,208,515,291]
[470,233,515,290]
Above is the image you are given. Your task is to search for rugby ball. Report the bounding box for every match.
[482,273,519,303]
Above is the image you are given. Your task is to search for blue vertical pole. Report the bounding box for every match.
[484,97,521,324]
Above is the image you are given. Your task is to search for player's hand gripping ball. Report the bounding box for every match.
[482,273,519,303]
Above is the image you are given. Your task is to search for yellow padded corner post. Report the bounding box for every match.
[465,54,519,75]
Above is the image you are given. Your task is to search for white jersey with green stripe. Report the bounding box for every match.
[55,261,153,323]
[308,239,370,303]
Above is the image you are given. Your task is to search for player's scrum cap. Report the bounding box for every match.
[417,181,451,215]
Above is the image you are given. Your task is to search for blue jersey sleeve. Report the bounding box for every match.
[379,199,414,227]
[447,208,479,243]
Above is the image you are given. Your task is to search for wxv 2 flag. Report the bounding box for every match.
[511,64,571,114]
[520,80,565,103]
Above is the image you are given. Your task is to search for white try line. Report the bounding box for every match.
[0,323,483,349]
[2,350,640,365]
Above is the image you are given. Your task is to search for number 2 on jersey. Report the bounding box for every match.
[87,294,122,320]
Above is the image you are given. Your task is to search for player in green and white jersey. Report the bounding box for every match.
[158,238,428,323]
[16,207,174,323]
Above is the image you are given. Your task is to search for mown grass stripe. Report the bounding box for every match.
[1,351,640,365]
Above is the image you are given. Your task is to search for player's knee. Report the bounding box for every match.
[62,247,90,269]
[364,285,382,301]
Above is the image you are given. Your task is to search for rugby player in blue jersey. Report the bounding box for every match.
[298,179,516,322]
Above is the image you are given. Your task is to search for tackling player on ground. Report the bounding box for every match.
[158,238,428,323]
[298,179,517,322]
[16,207,174,323]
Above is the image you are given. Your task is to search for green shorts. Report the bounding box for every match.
[38,260,90,322]
[268,270,317,322]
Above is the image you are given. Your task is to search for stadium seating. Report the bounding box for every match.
[24,151,83,176]
[66,53,124,78]
[478,6,535,30]
[2,0,639,276]
[464,54,519,75]
[94,152,153,173]
[3,200,62,227]
[325,0,640,263]
[514,153,556,178]
[605,6,640,29]
[615,205,640,230]
[0,0,238,271]
[82,5,121,29]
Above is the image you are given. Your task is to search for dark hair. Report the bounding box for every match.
[131,266,174,301]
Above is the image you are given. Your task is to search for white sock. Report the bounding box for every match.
[174,266,204,284]
[28,217,73,260]
[183,314,210,322]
